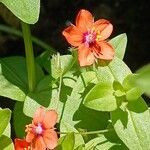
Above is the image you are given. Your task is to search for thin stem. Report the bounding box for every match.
[21,22,36,92]
[58,129,113,135]
[53,53,63,111]
[0,24,56,55]
[92,61,101,81]
[56,75,62,111]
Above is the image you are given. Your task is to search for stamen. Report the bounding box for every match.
[96,35,102,41]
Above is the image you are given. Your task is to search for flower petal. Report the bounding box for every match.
[94,19,113,40]
[62,25,82,47]
[26,131,35,143]
[33,107,45,125]
[98,42,114,60]
[33,136,46,150]
[43,110,58,129]
[14,138,30,149]
[76,9,93,32]
[78,44,95,66]
[43,130,58,149]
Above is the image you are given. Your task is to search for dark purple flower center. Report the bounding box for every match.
[35,123,43,135]
[83,31,96,46]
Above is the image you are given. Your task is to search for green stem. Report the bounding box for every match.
[92,62,101,81]
[58,129,113,135]
[21,22,36,92]
[56,74,63,111]
[0,24,56,55]
[53,53,63,111]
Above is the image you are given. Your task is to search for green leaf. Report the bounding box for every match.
[0,0,40,24]
[60,71,110,147]
[122,74,137,90]
[135,64,150,95]
[107,57,131,83]
[23,76,52,117]
[114,90,125,97]
[13,102,32,138]
[84,82,117,111]
[0,135,14,150]
[60,121,84,148]
[109,33,127,60]
[84,57,131,112]
[85,137,126,150]
[0,56,44,101]
[59,72,98,125]
[0,62,26,101]
[126,87,143,101]
[85,129,128,150]
[41,54,74,75]
[57,133,75,150]
[97,57,131,85]
[36,50,54,69]
[0,108,11,138]
[111,98,150,150]
[0,108,11,137]
[3,124,11,138]
[123,74,143,101]
[74,145,85,150]
[0,76,25,101]
[38,53,80,77]
[23,73,76,119]
[113,80,124,91]
[51,54,76,78]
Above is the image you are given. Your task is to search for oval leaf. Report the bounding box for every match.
[123,74,144,101]
[109,33,127,60]
[136,64,150,95]
[108,57,131,83]
[0,135,14,150]
[0,56,44,101]
[0,108,11,136]
[60,121,84,148]
[13,102,31,138]
[0,0,40,24]
[23,76,52,117]
[111,98,150,150]
[126,87,143,101]
[57,132,75,150]
[84,82,117,111]
[85,134,128,150]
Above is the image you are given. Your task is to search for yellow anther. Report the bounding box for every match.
[91,27,96,33]
[23,146,32,150]
[96,34,102,41]
[97,31,100,34]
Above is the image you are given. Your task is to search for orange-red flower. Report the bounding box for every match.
[14,138,31,150]
[62,9,114,66]
[25,107,58,150]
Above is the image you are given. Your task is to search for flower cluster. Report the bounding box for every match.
[14,9,114,150]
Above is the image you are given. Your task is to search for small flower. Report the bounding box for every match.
[62,9,114,66]
[25,107,58,150]
[14,138,31,150]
